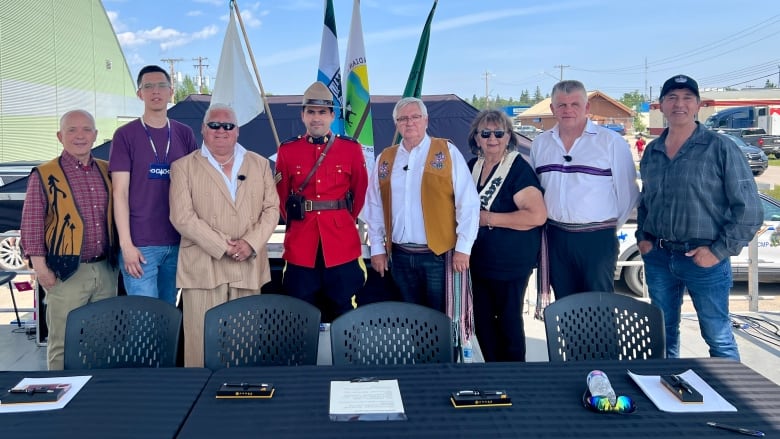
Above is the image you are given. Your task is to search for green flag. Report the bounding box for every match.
[402,0,437,98]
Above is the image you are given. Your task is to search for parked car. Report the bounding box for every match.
[615,193,780,295]
[515,125,541,139]
[718,127,780,158]
[601,123,626,136]
[722,133,769,176]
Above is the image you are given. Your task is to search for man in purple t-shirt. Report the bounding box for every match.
[109,65,198,304]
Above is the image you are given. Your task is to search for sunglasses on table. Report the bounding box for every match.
[582,393,637,414]
[206,122,237,131]
[479,129,505,139]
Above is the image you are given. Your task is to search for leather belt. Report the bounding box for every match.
[304,199,348,212]
[82,255,106,264]
[656,238,712,253]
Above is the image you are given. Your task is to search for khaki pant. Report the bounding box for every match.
[45,261,118,370]
[182,285,258,367]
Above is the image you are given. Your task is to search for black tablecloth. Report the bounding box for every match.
[178,358,780,438]
[0,368,211,439]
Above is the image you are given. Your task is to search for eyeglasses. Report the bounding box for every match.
[582,394,637,414]
[206,122,237,131]
[480,129,506,139]
[396,114,424,124]
[140,82,171,90]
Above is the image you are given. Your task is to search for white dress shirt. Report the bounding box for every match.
[365,134,480,256]
[201,142,247,202]
[530,119,639,228]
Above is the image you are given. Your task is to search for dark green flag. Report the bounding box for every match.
[402,0,437,98]
[395,0,437,144]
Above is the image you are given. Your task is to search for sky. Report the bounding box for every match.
[104,0,780,103]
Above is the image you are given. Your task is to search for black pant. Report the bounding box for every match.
[282,244,365,322]
[471,268,532,362]
[547,226,617,300]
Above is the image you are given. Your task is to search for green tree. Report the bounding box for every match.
[619,90,648,133]
[533,86,544,102]
[618,90,646,111]
[173,75,212,103]
[764,79,776,88]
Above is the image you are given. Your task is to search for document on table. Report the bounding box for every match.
[0,375,91,413]
[329,379,407,421]
[628,369,736,413]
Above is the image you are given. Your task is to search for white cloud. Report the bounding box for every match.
[105,10,126,33]
[186,10,204,17]
[116,24,219,52]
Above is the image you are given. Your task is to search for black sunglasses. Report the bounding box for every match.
[206,122,237,131]
[479,129,505,139]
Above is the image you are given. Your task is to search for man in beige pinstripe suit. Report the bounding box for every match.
[170,104,280,367]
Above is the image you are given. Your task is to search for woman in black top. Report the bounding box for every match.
[467,110,547,361]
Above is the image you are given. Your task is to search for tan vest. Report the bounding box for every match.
[377,138,456,255]
[36,157,113,281]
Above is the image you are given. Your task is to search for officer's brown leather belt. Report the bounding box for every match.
[304,199,348,212]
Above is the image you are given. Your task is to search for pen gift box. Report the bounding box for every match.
[450,390,512,408]
[1,383,71,405]
[660,375,703,403]
[216,382,275,399]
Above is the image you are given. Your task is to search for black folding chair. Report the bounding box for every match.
[331,301,453,366]
[543,292,666,362]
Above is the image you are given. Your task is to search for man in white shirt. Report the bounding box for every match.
[530,80,639,299]
[364,97,480,313]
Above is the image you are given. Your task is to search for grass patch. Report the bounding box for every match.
[761,186,780,199]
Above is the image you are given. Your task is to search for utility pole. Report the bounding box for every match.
[192,57,209,94]
[645,57,649,100]
[553,64,569,81]
[161,58,183,103]
[482,71,491,106]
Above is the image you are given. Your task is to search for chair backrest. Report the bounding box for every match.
[203,294,321,370]
[543,292,666,362]
[64,295,182,369]
[330,301,453,366]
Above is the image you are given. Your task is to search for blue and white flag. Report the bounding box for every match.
[317,0,344,135]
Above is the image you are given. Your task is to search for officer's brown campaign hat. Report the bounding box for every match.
[299,81,334,107]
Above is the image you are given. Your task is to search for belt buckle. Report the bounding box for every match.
[304,200,313,212]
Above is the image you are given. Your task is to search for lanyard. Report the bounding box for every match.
[140,117,171,164]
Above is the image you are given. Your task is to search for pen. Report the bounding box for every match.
[8,387,54,394]
[707,422,765,437]
[222,382,270,388]
[672,375,693,394]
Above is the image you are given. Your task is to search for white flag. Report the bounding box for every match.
[211,8,263,126]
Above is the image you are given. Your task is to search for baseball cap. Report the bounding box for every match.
[660,75,700,99]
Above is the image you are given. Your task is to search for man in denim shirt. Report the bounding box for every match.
[636,74,763,360]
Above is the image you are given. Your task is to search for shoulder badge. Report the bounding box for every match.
[280,135,303,146]
[335,134,360,144]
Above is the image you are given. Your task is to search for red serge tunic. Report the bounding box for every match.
[275,134,368,268]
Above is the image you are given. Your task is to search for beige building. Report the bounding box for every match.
[516,91,635,133]
[0,0,141,162]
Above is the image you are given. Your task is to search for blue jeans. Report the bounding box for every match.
[390,247,445,313]
[642,246,739,360]
[119,245,179,305]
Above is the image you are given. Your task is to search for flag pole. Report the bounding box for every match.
[231,0,281,148]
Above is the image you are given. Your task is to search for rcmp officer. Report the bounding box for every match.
[275,81,369,321]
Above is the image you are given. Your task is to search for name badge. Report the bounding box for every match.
[148,163,170,180]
